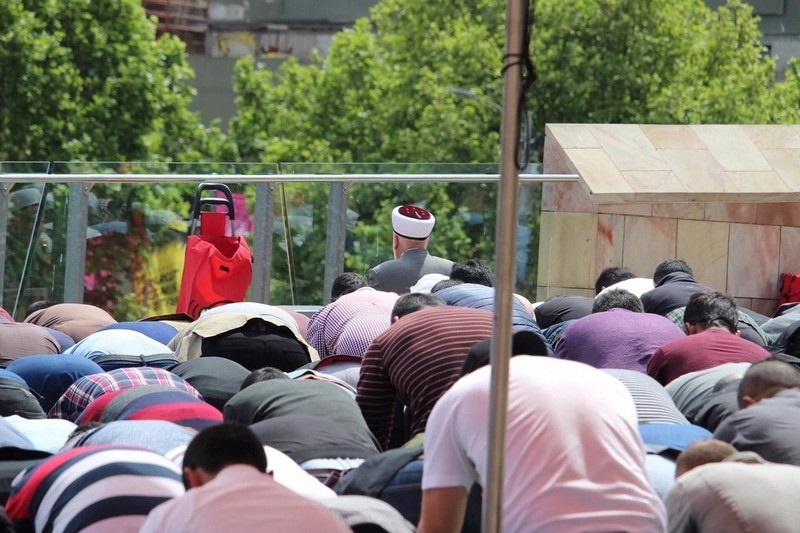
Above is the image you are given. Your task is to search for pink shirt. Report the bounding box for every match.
[140,464,351,533]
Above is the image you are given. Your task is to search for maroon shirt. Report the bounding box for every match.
[647,328,770,385]
[356,306,494,449]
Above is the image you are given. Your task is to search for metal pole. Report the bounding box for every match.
[0,184,8,309]
[251,182,275,303]
[322,182,349,304]
[484,0,527,530]
[63,182,89,303]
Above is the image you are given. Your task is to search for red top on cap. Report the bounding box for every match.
[397,205,432,220]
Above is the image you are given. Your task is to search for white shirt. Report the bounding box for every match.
[598,277,655,298]
[423,356,667,532]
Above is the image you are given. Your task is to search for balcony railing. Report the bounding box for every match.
[0,161,577,320]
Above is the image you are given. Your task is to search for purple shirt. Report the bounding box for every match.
[555,309,685,372]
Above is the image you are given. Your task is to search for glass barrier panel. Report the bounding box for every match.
[3,162,544,320]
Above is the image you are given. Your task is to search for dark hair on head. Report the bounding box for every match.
[430,279,463,293]
[26,300,59,317]
[592,289,643,313]
[675,439,737,477]
[594,266,636,295]
[737,357,800,408]
[183,423,267,476]
[461,331,550,376]
[450,259,494,287]
[331,272,367,301]
[240,366,290,390]
[653,259,693,285]
[391,292,446,320]
[684,291,738,333]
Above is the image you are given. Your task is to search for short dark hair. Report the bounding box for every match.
[595,266,636,295]
[653,259,693,285]
[684,291,738,333]
[675,439,737,477]
[450,259,494,287]
[461,331,549,376]
[26,300,58,317]
[430,279,463,293]
[737,357,800,408]
[391,292,446,320]
[240,366,290,390]
[331,272,367,300]
[592,289,643,313]
[183,423,267,476]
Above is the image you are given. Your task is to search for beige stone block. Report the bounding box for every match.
[542,181,595,213]
[652,202,705,220]
[622,217,678,279]
[545,124,601,149]
[779,226,800,275]
[621,171,688,201]
[728,171,790,195]
[749,298,778,317]
[537,211,553,288]
[596,213,625,271]
[535,286,596,300]
[727,223,781,299]
[676,220,729,291]
[759,149,800,193]
[543,134,579,176]
[540,212,598,289]
[756,203,800,227]
[742,125,800,150]
[693,125,772,172]
[598,203,653,216]
[565,148,635,201]
[704,202,757,224]
[588,124,670,172]
[641,125,706,150]
[661,149,738,196]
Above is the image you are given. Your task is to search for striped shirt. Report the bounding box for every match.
[48,367,202,421]
[603,368,689,425]
[356,306,494,449]
[6,445,184,533]
[307,300,393,358]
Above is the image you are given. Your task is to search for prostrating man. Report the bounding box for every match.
[357,305,495,449]
[369,204,453,294]
[647,292,770,385]
[555,289,684,372]
[140,424,351,533]
[419,356,666,532]
[713,357,800,466]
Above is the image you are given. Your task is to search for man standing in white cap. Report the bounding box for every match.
[369,204,453,294]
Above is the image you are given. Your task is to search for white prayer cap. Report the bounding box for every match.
[410,273,449,293]
[392,204,435,239]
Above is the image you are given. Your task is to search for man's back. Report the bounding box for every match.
[141,464,351,533]
[641,272,713,315]
[423,356,666,532]
[555,308,685,372]
[357,306,494,448]
[369,248,453,294]
[666,460,800,533]
[648,328,769,385]
[714,389,800,466]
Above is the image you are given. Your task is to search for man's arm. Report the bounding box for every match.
[356,344,396,449]
[418,486,469,533]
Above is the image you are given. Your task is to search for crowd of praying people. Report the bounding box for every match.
[0,204,799,532]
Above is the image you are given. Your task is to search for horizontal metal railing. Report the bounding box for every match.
[0,170,579,313]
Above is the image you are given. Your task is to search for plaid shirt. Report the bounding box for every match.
[49,367,202,421]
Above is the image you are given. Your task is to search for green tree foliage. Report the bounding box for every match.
[229,0,800,303]
[0,0,210,161]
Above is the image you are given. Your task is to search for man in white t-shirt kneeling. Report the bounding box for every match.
[418,355,667,533]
